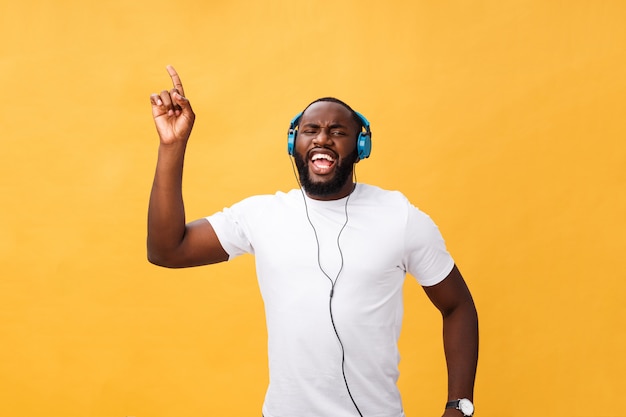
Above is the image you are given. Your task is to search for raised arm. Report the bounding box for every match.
[147,66,228,268]
[422,265,479,416]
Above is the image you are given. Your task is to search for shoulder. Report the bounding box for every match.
[356,184,440,227]
[244,189,301,204]
[354,183,412,208]
[225,189,302,213]
[355,183,407,200]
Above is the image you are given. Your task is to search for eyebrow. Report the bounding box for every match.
[300,122,349,129]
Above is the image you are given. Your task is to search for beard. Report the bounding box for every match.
[294,148,358,198]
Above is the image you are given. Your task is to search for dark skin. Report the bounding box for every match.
[147,66,478,416]
[147,65,228,267]
[292,101,361,200]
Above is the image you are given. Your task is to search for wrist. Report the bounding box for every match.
[446,398,474,416]
[157,140,189,162]
[159,139,188,150]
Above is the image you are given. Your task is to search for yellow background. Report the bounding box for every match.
[1,1,625,416]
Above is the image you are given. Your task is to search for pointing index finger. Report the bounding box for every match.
[166,65,185,97]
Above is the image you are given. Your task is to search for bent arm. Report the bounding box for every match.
[146,66,229,268]
[422,265,479,413]
[147,143,229,268]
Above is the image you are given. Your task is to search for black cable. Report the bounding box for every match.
[290,157,364,417]
[326,192,364,417]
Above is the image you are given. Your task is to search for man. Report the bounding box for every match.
[147,66,478,417]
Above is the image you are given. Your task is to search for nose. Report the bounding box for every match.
[312,129,331,146]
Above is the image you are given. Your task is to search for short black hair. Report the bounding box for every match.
[299,97,364,131]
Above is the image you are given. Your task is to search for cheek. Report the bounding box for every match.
[338,140,358,158]
[294,136,313,155]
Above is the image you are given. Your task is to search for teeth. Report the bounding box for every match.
[311,154,335,162]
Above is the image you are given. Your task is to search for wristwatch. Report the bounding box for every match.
[446,398,474,416]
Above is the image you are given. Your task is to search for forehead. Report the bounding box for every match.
[300,101,357,127]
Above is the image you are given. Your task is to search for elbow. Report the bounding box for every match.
[147,251,169,268]
[147,247,181,269]
[147,253,163,267]
[442,298,478,322]
[146,235,180,268]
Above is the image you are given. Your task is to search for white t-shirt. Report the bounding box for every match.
[206,183,454,417]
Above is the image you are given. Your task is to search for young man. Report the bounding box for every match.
[147,66,478,417]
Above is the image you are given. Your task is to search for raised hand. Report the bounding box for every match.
[150,65,196,145]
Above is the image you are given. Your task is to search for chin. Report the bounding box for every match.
[294,152,356,197]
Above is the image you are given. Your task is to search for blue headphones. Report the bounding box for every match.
[287,111,372,159]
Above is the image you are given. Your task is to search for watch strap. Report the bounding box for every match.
[446,400,460,409]
[446,399,473,416]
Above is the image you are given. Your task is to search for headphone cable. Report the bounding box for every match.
[289,157,364,417]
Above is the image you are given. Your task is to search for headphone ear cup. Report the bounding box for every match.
[354,111,372,159]
[287,112,302,156]
[357,132,372,159]
[287,130,296,156]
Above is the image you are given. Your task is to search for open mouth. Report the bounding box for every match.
[310,151,337,174]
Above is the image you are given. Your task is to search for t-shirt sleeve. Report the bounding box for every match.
[205,200,255,260]
[403,204,455,287]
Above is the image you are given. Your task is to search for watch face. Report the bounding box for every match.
[459,398,474,415]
